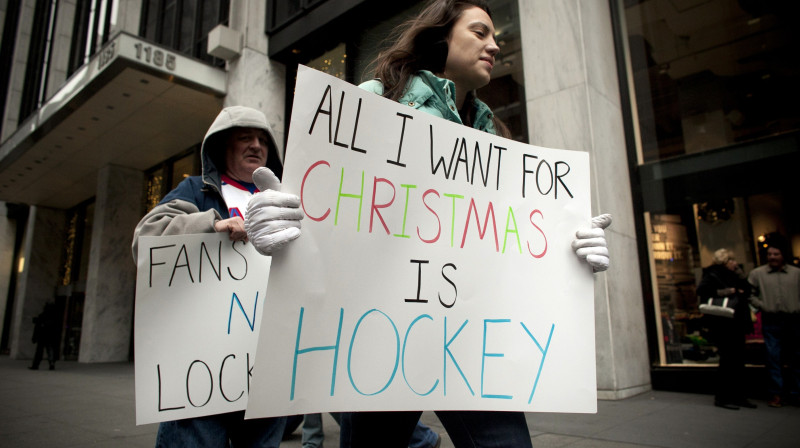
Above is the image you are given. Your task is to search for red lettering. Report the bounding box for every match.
[370,177,395,234]
[460,199,499,252]
[417,189,441,244]
[527,209,547,258]
[301,161,331,222]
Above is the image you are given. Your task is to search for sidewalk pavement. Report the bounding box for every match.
[1,356,799,447]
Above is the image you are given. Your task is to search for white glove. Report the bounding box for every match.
[245,167,304,256]
[572,214,611,272]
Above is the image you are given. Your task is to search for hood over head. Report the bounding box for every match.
[201,106,283,186]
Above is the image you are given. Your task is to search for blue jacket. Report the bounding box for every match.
[161,176,229,219]
[359,70,497,135]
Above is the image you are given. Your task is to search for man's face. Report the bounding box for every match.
[224,128,269,183]
[767,247,784,269]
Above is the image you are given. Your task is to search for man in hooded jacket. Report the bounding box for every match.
[132,106,288,447]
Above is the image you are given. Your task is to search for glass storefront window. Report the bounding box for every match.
[140,0,229,66]
[170,152,196,190]
[145,166,165,212]
[267,0,303,32]
[645,191,800,367]
[625,0,799,164]
[144,146,200,212]
[477,0,527,143]
[307,42,347,81]
[622,0,800,369]
[54,200,94,361]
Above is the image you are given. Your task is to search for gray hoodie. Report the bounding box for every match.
[132,106,281,260]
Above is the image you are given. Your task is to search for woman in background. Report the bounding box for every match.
[697,248,756,410]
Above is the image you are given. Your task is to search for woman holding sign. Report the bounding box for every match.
[246,0,611,447]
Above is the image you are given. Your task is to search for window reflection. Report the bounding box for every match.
[307,43,347,81]
[144,147,200,212]
[140,0,229,66]
[626,0,800,163]
[170,152,195,190]
[477,0,527,143]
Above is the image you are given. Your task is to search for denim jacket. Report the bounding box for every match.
[359,70,497,135]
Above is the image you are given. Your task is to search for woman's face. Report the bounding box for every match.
[443,6,500,93]
[725,257,738,271]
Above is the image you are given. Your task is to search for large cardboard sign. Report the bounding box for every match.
[134,234,270,425]
[246,66,597,418]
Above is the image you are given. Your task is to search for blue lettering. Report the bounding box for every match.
[444,317,473,396]
[290,307,344,400]
[521,322,554,404]
[481,319,512,400]
[227,292,258,334]
[402,314,438,396]
[348,309,399,396]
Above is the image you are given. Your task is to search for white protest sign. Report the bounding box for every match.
[134,233,270,425]
[246,65,596,418]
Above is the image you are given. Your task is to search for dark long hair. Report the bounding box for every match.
[368,0,510,137]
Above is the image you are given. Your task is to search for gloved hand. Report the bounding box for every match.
[572,214,611,272]
[245,167,304,256]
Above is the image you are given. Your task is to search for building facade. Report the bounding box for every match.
[0,0,796,399]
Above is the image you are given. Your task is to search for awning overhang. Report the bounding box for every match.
[0,32,227,209]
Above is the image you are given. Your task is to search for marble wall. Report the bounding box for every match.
[112,0,144,36]
[1,0,35,143]
[0,203,16,343]
[225,0,287,158]
[43,0,75,101]
[519,0,650,399]
[78,165,144,362]
[9,206,67,359]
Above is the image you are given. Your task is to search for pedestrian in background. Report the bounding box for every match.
[748,237,800,408]
[29,302,59,371]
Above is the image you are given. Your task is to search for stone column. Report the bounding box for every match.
[9,206,67,359]
[112,0,144,35]
[519,0,650,399]
[0,202,17,343]
[79,165,144,362]
[2,1,35,142]
[225,0,286,158]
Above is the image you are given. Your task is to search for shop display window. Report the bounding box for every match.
[647,192,800,366]
[306,42,347,81]
[621,0,800,369]
[624,0,799,164]
[143,146,200,212]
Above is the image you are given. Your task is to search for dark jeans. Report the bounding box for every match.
[762,312,800,397]
[289,413,437,448]
[155,411,285,448]
[710,316,746,403]
[341,410,532,448]
[31,341,56,369]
